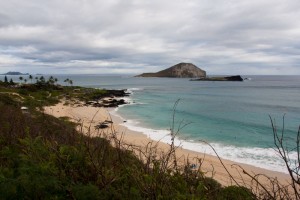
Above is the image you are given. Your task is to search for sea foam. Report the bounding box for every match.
[120,118,294,174]
[112,87,296,174]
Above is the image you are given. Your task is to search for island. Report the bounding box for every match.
[191,75,244,82]
[2,71,29,75]
[135,62,206,78]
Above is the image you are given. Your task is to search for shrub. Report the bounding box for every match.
[71,184,101,200]
[219,186,255,200]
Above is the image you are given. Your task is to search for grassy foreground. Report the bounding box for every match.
[0,78,287,199]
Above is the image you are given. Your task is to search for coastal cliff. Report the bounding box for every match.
[136,63,206,78]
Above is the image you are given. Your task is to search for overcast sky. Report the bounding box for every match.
[0,0,300,75]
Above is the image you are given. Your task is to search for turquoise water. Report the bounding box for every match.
[113,76,300,173]
[3,74,300,172]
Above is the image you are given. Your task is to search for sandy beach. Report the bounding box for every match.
[44,101,291,188]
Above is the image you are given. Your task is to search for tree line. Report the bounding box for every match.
[1,75,73,87]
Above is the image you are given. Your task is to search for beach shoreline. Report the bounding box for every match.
[44,101,291,187]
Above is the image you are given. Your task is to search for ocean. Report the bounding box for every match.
[2,74,300,173]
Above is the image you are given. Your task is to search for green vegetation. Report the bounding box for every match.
[0,76,15,87]
[0,96,257,199]
[0,76,298,199]
[0,75,108,109]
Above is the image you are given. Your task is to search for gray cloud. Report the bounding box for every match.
[0,0,300,75]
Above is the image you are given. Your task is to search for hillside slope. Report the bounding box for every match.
[136,63,206,78]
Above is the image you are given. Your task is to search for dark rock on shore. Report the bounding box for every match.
[103,99,126,107]
[95,120,113,129]
[85,98,127,108]
[191,75,243,82]
[85,89,129,108]
[136,63,206,78]
[105,89,130,97]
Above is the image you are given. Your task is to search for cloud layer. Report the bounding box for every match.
[0,0,300,74]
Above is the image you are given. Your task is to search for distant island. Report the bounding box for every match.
[191,75,244,82]
[2,71,29,75]
[135,63,206,78]
[135,63,243,81]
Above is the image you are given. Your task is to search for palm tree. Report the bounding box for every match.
[54,78,58,85]
[48,76,54,85]
[19,76,23,84]
[40,76,45,83]
[29,75,33,83]
[69,79,73,86]
[9,78,14,85]
[64,78,70,86]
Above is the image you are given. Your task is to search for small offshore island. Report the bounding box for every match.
[191,75,244,82]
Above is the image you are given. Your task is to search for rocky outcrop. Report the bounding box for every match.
[84,89,130,108]
[191,75,244,82]
[136,63,206,78]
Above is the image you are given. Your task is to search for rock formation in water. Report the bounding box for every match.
[136,63,206,78]
[191,75,244,81]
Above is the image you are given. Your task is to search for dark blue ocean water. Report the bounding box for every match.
[2,74,299,172]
